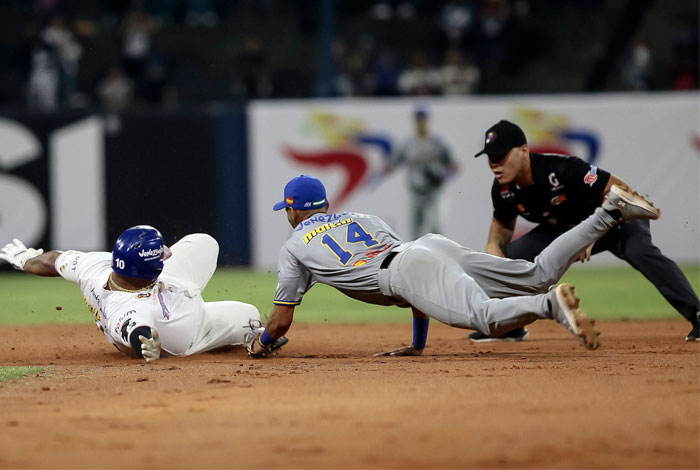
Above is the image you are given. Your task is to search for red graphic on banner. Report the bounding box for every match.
[284,146,368,208]
[529,144,571,155]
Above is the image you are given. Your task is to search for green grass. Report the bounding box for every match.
[0,266,697,326]
[0,366,44,382]
[560,265,699,320]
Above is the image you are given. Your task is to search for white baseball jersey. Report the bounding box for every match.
[55,234,260,358]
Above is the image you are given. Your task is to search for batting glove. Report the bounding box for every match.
[139,327,161,362]
[0,239,44,270]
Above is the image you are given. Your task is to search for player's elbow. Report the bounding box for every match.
[485,242,505,257]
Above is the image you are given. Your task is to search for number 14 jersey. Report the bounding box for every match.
[274,212,404,307]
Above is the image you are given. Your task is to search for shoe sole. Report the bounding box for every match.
[556,283,601,350]
[610,185,660,220]
[469,331,530,343]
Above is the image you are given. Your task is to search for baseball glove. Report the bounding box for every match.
[245,331,289,358]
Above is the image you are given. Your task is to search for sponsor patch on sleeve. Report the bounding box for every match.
[583,165,598,187]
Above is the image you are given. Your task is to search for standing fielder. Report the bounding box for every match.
[0,226,283,361]
[384,107,457,238]
[245,174,659,358]
[470,120,699,343]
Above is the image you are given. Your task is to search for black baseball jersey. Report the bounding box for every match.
[492,153,611,232]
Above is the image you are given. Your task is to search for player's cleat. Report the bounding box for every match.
[468,327,529,343]
[602,184,660,222]
[547,283,600,350]
[686,323,699,342]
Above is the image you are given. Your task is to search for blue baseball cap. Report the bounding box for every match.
[273,175,328,211]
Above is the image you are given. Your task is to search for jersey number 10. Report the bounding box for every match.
[321,222,378,265]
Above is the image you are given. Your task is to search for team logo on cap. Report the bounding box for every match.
[486,131,497,144]
[286,196,294,205]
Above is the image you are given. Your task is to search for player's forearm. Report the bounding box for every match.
[411,308,429,351]
[23,251,61,277]
[486,218,514,257]
[264,305,295,338]
[603,174,629,196]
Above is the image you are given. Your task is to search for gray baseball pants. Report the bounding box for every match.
[411,188,442,239]
[378,208,617,335]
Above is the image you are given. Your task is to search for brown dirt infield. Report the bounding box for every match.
[0,320,698,469]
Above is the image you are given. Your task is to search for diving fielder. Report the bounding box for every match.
[245,174,660,358]
[0,226,275,361]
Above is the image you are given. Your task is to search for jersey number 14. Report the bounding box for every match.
[321,222,378,265]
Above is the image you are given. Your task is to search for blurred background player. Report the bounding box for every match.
[245,174,661,358]
[471,120,700,342]
[0,226,270,361]
[383,106,457,238]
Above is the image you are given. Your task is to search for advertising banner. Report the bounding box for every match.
[250,93,699,268]
[0,114,104,252]
[0,112,224,260]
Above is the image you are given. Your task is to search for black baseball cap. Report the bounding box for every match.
[474,120,527,161]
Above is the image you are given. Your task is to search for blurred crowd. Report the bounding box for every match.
[0,0,697,114]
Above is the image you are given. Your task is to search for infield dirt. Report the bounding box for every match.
[0,320,698,469]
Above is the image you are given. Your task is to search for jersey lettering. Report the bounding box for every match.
[346,222,378,247]
[320,222,379,265]
[321,234,352,264]
[303,218,352,244]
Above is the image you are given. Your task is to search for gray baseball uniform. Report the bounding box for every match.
[390,135,454,238]
[274,207,618,335]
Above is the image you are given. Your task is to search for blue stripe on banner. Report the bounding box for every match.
[216,107,250,265]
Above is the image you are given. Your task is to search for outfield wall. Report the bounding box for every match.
[250,92,699,268]
[0,109,251,264]
[1,92,697,269]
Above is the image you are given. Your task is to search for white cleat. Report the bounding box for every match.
[602,184,660,222]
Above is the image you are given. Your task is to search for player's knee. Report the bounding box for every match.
[242,303,260,321]
[180,233,219,256]
[530,259,557,293]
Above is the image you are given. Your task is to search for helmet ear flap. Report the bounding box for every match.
[112,225,164,281]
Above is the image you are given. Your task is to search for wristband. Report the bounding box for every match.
[260,330,273,346]
[412,317,430,350]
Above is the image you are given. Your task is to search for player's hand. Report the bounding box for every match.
[0,239,44,270]
[139,327,161,362]
[245,330,289,358]
[373,345,423,357]
[578,242,594,263]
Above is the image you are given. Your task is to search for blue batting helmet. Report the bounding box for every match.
[112,225,165,281]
